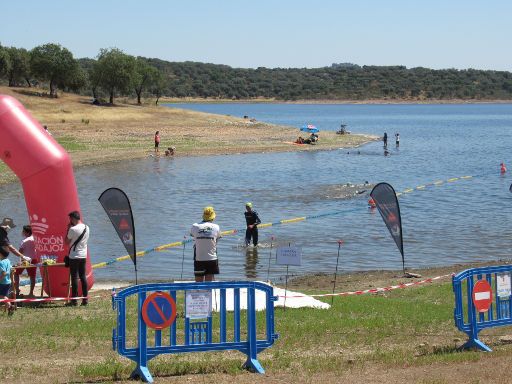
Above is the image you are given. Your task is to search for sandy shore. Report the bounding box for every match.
[0,86,378,186]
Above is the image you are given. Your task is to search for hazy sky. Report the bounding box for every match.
[1,0,511,70]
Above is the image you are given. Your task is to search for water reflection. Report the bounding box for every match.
[244,247,259,278]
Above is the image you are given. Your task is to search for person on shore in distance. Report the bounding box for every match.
[244,202,262,247]
[165,146,176,156]
[395,132,400,147]
[65,211,89,306]
[43,125,52,136]
[383,132,388,148]
[190,207,221,282]
[0,247,14,315]
[154,131,160,154]
[13,225,37,297]
[0,218,24,261]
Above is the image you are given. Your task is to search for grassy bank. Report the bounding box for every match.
[0,86,378,186]
[2,264,512,383]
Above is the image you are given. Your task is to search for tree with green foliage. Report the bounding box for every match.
[6,47,31,87]
[133,58,159,104]
[30,43,80,97]
[93,48,136,104]
[150,70,168,105]
[0,45,11,80]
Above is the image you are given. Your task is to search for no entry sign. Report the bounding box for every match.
[473,280,493,313]
[141,292,177,330]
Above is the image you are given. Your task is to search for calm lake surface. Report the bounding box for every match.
[2,103,512,282]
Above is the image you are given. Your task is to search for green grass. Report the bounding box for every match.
[55,136,88,151]
[1,281,510,382]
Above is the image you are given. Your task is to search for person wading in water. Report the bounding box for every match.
[244,202,262,247]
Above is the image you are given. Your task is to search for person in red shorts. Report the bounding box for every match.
[14,225,37,297]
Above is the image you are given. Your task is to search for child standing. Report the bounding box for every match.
[154,131,161,153]
[0,248,13,314]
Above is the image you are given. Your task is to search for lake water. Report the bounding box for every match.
[2,103,512,283]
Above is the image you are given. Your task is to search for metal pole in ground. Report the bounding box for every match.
[284,264,289,311]
[266,236,274,282]
[180,236,186,281]
[331,240,343,306]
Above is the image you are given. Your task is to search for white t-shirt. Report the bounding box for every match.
[19,235,36,262]
[67,223,89,259]
[190,221,221,261]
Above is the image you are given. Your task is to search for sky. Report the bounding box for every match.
[1,0,511,71]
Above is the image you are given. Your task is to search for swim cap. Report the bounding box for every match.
[203,206,216,221]
[245,202,253,208]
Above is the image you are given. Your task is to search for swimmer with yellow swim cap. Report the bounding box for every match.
[190,206,221,282]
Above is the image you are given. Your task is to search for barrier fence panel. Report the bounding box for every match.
[112,281,279,383]
[452,265,512,352]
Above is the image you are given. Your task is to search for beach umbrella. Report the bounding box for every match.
[300,124,320,134]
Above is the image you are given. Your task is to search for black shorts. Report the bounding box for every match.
[194,259,219,276]
[155,141,160,148]
[0,283,10,296]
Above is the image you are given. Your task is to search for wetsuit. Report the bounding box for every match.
[244,210,261,246]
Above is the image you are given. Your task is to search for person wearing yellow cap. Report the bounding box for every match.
[244,202,262,247]
[190,207,221,282]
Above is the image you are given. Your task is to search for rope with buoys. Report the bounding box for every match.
[90,174,478,270]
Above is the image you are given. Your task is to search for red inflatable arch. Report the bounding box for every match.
[0,95,94,297]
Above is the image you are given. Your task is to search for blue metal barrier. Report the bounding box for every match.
[112,281,279,382]
[453,265,512,351]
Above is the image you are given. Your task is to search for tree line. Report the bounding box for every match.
[2,42,512,103]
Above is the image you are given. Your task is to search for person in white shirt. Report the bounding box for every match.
[65,211,90,306]
[14,225,37,297]
[190,207,221,282]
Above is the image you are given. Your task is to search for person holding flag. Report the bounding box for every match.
[244,202,261,247]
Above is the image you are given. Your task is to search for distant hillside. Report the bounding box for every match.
[137,59,512,101]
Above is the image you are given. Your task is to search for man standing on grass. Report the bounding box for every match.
[65,211,89,306]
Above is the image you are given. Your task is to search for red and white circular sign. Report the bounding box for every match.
[472,280,493,313]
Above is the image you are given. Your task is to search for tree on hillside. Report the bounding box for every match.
[77,58,102,100]
[65,65,88,93]
[151,70,168,105]
[0,45,11,80]
[6,47,31,87]
[30,43,80,97]
[93,48,136,104]
[133,58,159,104]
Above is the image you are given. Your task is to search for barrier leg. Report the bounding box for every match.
[131,292,153,383]
[461,338,492,352]
[243,287,265,374]
[131,366,153,383]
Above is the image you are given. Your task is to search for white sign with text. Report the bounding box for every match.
[185,290,212,319]
[276,246,302,266]
[497,273,511,298]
